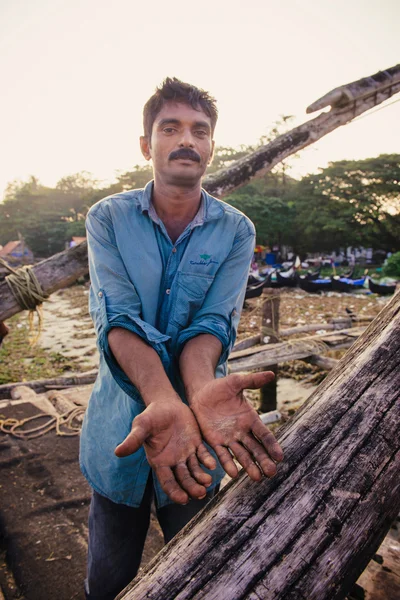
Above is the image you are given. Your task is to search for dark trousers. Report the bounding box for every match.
[85,477,218,600]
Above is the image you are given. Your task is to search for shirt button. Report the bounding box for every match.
[172,247,177,253]
[166,289,171,295]
[98,291,103,298]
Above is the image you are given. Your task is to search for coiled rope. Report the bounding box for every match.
[0,258,49,343]
[0,407,85,440]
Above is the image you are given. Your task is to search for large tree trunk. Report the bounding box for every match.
[117,290,400,600]
[1,64,399,322]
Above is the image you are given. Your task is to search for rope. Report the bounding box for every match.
[0,407,85,440]
[0,258,49,344]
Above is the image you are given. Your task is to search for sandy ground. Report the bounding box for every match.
[39,287,99,371]
[0,285,398,599]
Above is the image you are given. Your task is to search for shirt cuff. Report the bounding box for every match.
[176,315,232,366]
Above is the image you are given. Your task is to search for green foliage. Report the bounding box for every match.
[382,252,400,278]
[1,152,399,259]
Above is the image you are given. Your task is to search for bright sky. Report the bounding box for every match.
[0,0,399,199]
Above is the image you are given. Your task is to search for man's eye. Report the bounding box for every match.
[195,130,207,136]
[163,127,176,134]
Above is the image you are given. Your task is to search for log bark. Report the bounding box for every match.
[1,64,399,322]
[0,242,89,321]
[202,64,400,197]
[118,290,400,600]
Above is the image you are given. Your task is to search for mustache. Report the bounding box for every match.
[169,148,201,162]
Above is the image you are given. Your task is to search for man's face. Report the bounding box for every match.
[140,101,215,188]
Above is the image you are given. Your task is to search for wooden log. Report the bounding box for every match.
[202,64,400,198]
[232,334,261,352]
[229,339,354,373]
[259,289,280,412]
[1,65,399,322]
[229,327,365,360]
[0,241,89,321]
[0,370,98,400]
[117,290,400,600]
[280,319,353,337]
[307,354,340,371]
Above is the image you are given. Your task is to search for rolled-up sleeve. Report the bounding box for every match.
[86,206,170,398]
[176,216,255,364]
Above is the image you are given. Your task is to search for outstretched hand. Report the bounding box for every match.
[190,371,284,481]
[115,400,216,505]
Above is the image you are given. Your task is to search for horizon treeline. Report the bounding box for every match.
[1,149,399,259]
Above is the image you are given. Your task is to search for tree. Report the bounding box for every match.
[289,154,400,254]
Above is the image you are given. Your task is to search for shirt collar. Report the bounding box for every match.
[136,179,225,225]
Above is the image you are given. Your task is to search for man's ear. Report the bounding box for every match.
[140,136,152,161]
[208,139,215,165]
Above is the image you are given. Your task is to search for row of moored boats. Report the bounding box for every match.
[245,267,398,299]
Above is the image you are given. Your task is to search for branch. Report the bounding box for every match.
[203,64,400,197]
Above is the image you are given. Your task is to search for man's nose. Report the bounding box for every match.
[178,129,195,147]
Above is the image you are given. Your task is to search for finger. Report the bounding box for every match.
[174,463,208,499]
[228,371,275,393]
[252,420,284,462]
[229,441,262,482]
[114,416,150,457]
[196,443,217,471]
[215,444,238,479]
[188,454,213,487]
[156,466,189,505]
[242,434,277,478]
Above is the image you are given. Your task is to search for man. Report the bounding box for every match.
[80,77,284,600]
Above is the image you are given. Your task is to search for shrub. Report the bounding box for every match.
[382,251,400,278]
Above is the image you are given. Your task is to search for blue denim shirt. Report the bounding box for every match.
[79,180,256,508]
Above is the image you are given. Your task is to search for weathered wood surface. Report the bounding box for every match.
[307,354,340,371]
[232,318,360,351]
[0,370,97,400]
[229,327,364,373]
[1,64,399,322]
[118,290,400,600]
[0,241,88,321]
[202,64,400,197]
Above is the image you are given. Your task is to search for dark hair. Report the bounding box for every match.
[143,77,218,139]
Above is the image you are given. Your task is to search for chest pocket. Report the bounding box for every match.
[171,271,215,328]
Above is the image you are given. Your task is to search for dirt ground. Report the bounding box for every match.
[0,285,397,599]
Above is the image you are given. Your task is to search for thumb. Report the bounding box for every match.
[230,371,275,392]
[115,415,150,457]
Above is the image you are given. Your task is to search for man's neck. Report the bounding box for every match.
[152,179,202,223]
[151,179,203,243]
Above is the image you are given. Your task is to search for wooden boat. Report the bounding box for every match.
[368,277,397,296]
[275,268,297,288]
[298,277,332,293]
[331,276,366,293]
[245,278,266,299]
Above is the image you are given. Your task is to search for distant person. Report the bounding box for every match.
[80,77,283,600]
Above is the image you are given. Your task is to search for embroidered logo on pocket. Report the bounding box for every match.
[190,254,219,266]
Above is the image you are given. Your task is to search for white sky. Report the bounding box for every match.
[0,0,399,199]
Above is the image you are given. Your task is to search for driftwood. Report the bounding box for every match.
[233,318,363,351]
[117,292,400,600]
[228,327,364,373]
[1,64,399,322]
[306,354,340,371]
[0,370,98,400]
